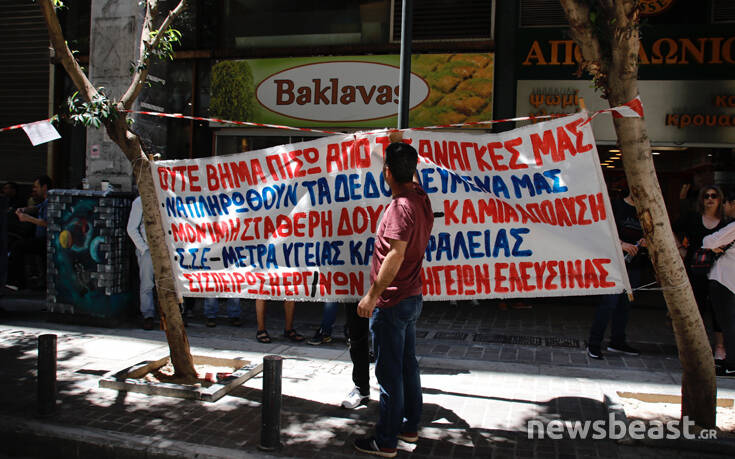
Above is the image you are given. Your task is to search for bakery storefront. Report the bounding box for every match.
[515,3,735,221]
[209,53,495,157]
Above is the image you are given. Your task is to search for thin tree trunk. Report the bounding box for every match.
[560,0,716,427]
[38,0,196,379]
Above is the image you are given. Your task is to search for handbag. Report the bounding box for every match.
[689,240,735,276]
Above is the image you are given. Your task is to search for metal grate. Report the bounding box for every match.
[519,0,568,27]
[713,0,735,22]
[415,330,429,339]
[434,331,468,341]
[391,0,493,42]
[544,337,580,349]
[474,333,544,346]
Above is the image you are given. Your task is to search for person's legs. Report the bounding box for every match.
[371,296,422,449]
[588,294,619,349]
[225,298,241,319]
[256,299,267,331]
[709,280,735,370]
[137,250,155,320]
[346,302,370,396]
[283,300,295,330]
[371,304,406,449]
[400,296,423,435]
[320,301,339,336]
[203,297,219,319]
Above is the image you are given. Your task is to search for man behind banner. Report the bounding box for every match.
[354,142,434,458]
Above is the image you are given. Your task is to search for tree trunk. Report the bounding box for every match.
[105,121,196,380]
[38,0,197,379]
[560,0,716,427]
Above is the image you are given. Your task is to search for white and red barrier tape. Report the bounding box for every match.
[1,97,644,137]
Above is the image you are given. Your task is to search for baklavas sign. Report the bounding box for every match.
[209,54,494,128]
[152,112,631,301]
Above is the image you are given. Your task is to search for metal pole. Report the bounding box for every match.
[259,355,282,451]
[397,0,413,129]
[37,334,57,416]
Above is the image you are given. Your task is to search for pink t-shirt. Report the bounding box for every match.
[370,183,434,308]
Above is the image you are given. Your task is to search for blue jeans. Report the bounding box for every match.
[204,297,241,319]
[136,249,155,319]
[589,263,642,348]
[320,301,339,335]
[370,295,423,449]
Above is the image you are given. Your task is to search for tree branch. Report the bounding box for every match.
[38,0,98,102]
[120,0,187,110]
[559,0,604,80]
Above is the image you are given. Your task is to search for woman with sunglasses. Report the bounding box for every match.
[702,187,735,376]
[675,185,728,362]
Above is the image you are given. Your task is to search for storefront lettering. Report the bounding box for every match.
[275,78,400,106]
[523,37,735,66]
[665,94,735,129]
[529,89,579,109]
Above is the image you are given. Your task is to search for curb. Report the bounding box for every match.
[601,391,735,454]
[0,415,266,459]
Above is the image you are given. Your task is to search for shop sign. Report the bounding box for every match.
[210,54,494,128]
[517,27,735,80]
[516,80,735,145]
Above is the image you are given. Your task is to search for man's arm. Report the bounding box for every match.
[15,209,46,227]
[357,238,408,318]
[126,199,148,253]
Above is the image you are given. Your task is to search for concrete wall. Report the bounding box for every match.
[86,1,168,192]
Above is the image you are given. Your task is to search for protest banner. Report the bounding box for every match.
[151,112,630,301]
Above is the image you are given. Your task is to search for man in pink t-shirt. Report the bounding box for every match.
[354,142,434,458]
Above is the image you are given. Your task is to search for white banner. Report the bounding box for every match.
[152,112,630,301]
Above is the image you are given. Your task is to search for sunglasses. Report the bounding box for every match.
[704,193,719,199]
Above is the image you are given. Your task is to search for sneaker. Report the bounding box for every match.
[397,432,418,443]
[229,317,242,327]
[342,387,369,409]
[307,328,332,345]
[206,318,217,328]
[721,366,735,378]
[142,317,155,330]
[353,437,396,458]
[587,345,604,360]
[607,343,640,356]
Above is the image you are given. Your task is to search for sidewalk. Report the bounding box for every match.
[1,292,734,458]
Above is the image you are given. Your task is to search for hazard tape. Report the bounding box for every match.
[1,97,644,137]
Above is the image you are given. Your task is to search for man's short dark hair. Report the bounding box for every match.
[384,142,418,184]
[36,175,52,189]
[723,186,735,203]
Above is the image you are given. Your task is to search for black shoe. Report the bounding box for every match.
[229,317,242,327]
[142,318,154,330]
[587,345,604,360]
[307,328,332,345]
[353,437,396,458]
[607,343,640,356]
[206,318,217,328]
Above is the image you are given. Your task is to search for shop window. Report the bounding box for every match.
[222,0,390,48]
[391,0,494,42]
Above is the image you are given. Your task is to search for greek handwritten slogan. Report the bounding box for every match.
[152,112,631,301]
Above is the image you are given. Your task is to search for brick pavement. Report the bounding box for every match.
[1,293,734,458]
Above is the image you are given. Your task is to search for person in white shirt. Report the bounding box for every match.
[126,196,156,330]
[702,186,735,377]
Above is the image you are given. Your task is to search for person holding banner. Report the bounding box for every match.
[126,195,157,330]
[310,301,372,409]
[254,299,303,343]
[354,142,434,458]
[587,190,643,360]
[203,297,242,327]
